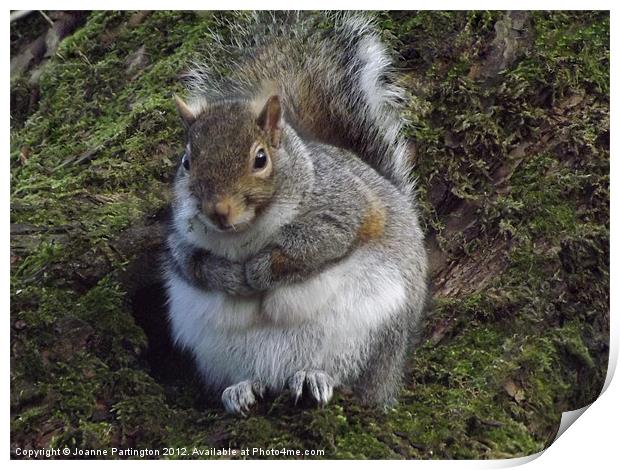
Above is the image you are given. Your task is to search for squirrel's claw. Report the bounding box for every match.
[287,370,334,406]
[221,380,263,416]
[288,371,305,404]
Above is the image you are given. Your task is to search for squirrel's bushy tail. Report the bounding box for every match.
[184,11,412,195]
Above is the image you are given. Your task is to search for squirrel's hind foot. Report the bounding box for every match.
[287,370,334,406]
[221,380,265,416]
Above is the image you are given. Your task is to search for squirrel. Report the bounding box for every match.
[163,12,428,415]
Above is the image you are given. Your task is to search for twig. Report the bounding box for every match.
[38,10,54,27]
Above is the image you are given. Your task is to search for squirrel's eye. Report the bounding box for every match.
[182,152,190,171]
[254,148,268,170]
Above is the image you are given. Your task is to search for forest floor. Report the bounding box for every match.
[10,11,609,459]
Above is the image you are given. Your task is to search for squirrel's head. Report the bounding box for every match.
[174,94,282,233]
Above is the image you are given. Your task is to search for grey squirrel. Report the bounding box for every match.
[164,12,428,415]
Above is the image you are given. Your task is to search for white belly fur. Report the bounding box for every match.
[165,248,407,391]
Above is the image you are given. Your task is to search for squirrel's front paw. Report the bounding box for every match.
[287,370,334,406]
[221,380,265,416]
[244,251,273,291]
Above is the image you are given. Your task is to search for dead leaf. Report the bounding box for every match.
[19,146,30,165]
[503,379,526,403]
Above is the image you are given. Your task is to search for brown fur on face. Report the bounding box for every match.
[184,99,278,230]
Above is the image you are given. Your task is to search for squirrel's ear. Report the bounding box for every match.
[256,95,282,148]
[174,95,196,128]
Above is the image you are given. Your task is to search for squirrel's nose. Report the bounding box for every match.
[211,199,232,228]
[214,201,231,217]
